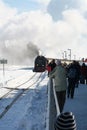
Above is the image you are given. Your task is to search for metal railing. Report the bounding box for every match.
[46,78,60,130]
[52,79,60,116]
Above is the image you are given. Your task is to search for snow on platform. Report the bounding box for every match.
[64,84,87,130]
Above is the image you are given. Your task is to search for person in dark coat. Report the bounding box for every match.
[74,61,81,87]
[80,63,87,84]
[67,61,79,99]
[49,59,57,71]
[47,59,56,76]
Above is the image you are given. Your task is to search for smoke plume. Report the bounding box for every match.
[0,41,39,65]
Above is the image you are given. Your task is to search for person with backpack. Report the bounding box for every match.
[67,61,78,99]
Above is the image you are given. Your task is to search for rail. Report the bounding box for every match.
[46,78,60,130]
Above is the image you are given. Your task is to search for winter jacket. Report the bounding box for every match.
[49,65,67,92]
[80,64,87,77]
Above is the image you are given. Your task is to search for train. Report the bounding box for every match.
[33,55,82,73]
[33,55,48,72]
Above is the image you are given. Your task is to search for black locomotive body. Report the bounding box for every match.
[33,55,47,72]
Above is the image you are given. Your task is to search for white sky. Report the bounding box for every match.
[0,0,87,64]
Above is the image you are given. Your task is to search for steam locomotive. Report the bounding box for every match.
[33,55,48,72]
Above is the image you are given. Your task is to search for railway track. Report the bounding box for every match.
[0,72,46,119]
[0,66,32,87]
[0,73,36,99]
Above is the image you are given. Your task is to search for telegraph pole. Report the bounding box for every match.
[64,51,67,59]
[68,49,71,60]
[0,59,7,86]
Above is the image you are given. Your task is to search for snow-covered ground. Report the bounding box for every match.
[0,65,87,130]
[0,65,48,130]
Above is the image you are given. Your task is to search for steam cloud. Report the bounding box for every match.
[0,41,39,65]
[0,0,87,64]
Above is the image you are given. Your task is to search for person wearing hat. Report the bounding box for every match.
[49,59,67,113]
[54,112,77,130]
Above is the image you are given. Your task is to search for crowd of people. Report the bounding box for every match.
[47,59,87,101]
[46,59,87,130]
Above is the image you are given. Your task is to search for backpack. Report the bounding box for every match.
[68,68,77,78]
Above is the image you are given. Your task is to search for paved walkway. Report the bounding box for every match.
[64,84,87,130]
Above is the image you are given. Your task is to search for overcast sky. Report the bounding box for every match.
[0,0,87,64]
